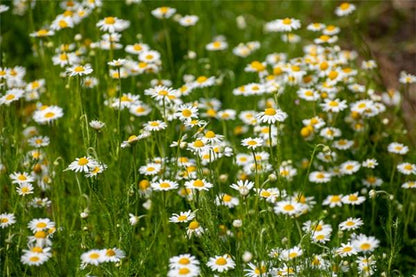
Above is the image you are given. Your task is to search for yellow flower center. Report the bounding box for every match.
[212,41,222,48]
[158,90,168,96]
[182,109,192,117]
[17,174,27,181]
[216,257,227,265]
[188,221,199,229]
[177,215,188,221]
[360,243,371,250]
[205,131,215,138]
[74,66,85,72]
[59,20,68,28]
[328,71,338,80]
[159,182,171,188]
[34,231,47,239]
[196,76,207,83]
[222,194,232,202]
[264,108,276,116]
[282,18,292,25]
[289,252,298,258]
[193,140,204,147]
[193,180,204,187]
[178,267,190,275]
[283,204,294,211]
[32,246,43,253]
[106,249,116,256]
[1,218,9,223]
[247,140,257,146]
[340,2,350,10]
[78,157,89,166]
[251,61,265,71]
[37,29,49,36]
[89,253,100,259]
[342,246,353,252]
[29,256,40,262]
[105,17,116,24]
[330,195,341,202]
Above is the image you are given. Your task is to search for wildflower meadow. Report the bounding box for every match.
[1,0,416,276]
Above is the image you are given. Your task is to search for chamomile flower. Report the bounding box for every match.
[257,108,288,124]
[144,85,178,103]
[206,254,236,273]
[28,136,50,148]
[21,252,49,266]
[66,64,93,76]
[322,194,343,208]
[186,220,204,238]
[144,120,167,132]
[151,6,176,19]
[206,40,228,51]
[192,75,216,88]
[307,22,325,31]
[335,2,356,16]
[399,71,416,84]
[216,193,240,208]
[10,172,35,184]
[0,213,16,228]
[96,17,130,33]
[175,104,199,121]
[274,200,304,216]
[402,181,416,189]
[297,88,320,101]
[89,120,105,130]
[333,139,354,150]
[0,89,24,105]
[178,15,199,27]
[17,183,34,196]
[342,192,365,205]
[336,243,357,257]
[321,98,348,113]
[33,106,64,124]
[280,246,303,261]
[244,262,268,277]
[339,217,363,231]
[28,218,55,233]
[340,160,361,175]
[184,179,213,191]
[351,234,380,253]
[230,180,254,196]
[102,248,125,263]
[397,162,416,175]
[309,171,331,183]
[362,158,378,169]
[151,179,178,191]
[169,210,196,223]
[266,18,301,32]
[387,142,409,155]
[241,137,264,150]
[80,249,105,268]
[67,156,97,173]
[167,266,200,277]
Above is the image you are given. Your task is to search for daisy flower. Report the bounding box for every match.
[319,127,342,140]
[89,120,105,130]
[241,137,263,150]
[67,156,97,173]
[339,160,361,175]
[151,179,178,191]
[139,163,162,175]
[307,22,325,31]
[21,252,49,266]
[387,142,409,155]
[28,136,50,148]
[274,200,304,216]
[333,139,354,150]
[0,89,24,105]
[351,234,380,253]
[309,171,331,183]
[280,246,303,261]
[151,6,176,19]
[206,254,236,273]
[314,35,338,44]
[265,18,301,32]
[397,162,416,175]
[339,217,363,231]
[342,192,366,205]
[244,262,268,277]
[297,88,320,101]
[335,2,356,16]
[175,104,199,121]
[169,210,196,223]
[33,106,64,124]
[125,43,150,55]
[322,194,343,208]
[80,249,105,268]
[362,158,378,169]
[17,183,34,196]
[0,213,16,228]
[214,193,238,208]
[28,218,55,233]
[184,179,213,191]
[336,243,357,257]
[102,248,125,263]
[144,120,167,132]
[192,75,216,88]
[402,181,416,189]
[96,17,130,32]
[321,98,348,113]
[144,85,178,103]
[169,254,200,269]
[230,180,254,196]
[66,64,93,76]
[186,220,204,238]
[129,103,152,117]
[399,71,416,84]
[206,40,228,51]
[10,172,35,185]
[139,50,162,64]
[256,108,288,124]
[178,15,199,27]
[167,266,200,277]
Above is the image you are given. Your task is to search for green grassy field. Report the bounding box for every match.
[1,0,415,276]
